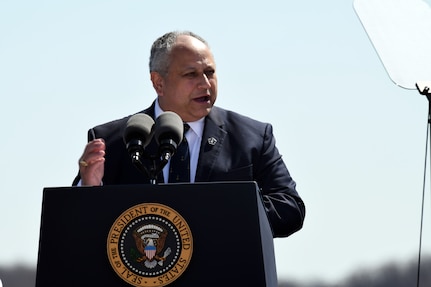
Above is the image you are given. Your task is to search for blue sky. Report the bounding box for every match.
[1,0,431,283]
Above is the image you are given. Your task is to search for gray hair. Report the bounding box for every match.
[149,31,209,76]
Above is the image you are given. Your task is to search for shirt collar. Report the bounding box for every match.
[155,99,204,138]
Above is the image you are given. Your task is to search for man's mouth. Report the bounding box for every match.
[194,95,211,102]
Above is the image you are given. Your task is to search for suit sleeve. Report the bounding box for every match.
[256,124,305,238]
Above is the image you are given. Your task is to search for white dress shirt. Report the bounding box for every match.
[155,100,204,183]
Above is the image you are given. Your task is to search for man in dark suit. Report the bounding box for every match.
[74,31,305,238]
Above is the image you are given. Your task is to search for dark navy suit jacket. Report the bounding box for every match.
[73,102,305,237]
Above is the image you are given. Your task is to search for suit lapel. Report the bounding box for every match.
[195,107,227,182]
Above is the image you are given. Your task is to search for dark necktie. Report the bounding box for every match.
[168,123,190,183]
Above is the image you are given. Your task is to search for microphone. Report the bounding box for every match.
[153,111,183,162]
[123,113,155,163]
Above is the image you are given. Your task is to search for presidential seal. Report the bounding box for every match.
[107,203,193,287]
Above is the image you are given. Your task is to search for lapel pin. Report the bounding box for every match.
[207,137,217,146]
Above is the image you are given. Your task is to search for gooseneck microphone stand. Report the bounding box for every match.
[130,153,168,185]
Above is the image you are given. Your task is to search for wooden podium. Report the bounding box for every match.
[35,182,278,287]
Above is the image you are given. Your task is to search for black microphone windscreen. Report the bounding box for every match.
[154,111,183,145]
[123,113,155,147]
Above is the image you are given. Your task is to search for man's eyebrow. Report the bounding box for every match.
[183,66,197,71]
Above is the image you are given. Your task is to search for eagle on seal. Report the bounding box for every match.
[133,224,171,268]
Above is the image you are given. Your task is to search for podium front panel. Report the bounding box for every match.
[36,182,277,287]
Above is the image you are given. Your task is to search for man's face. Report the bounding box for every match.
[152,35,218,122]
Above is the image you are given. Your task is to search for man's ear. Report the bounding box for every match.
[150,72,164,96]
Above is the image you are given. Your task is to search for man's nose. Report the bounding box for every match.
[198,74,211,89]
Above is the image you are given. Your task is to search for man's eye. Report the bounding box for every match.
[205,70,215,77]
[184,72,197,78]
